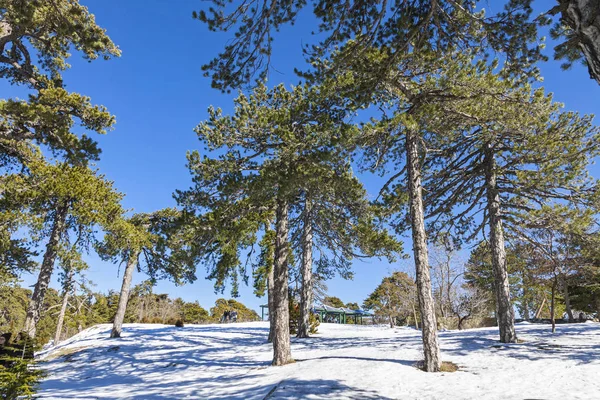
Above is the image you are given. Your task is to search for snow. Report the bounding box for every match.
[36,321,600,399]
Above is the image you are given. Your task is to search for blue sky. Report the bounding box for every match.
[7,0,600,314]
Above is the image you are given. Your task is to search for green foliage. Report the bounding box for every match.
[209,298,260,322]
[97,208,197,286]
[195,0,544,91]
[178,81,400,296]
[182,301,211,324]
[0,335,43,400]
[0,0,120,164]
[363,272,417,325]
[288,295,319,335]
[322,296,345,309]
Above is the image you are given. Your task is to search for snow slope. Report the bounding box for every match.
[36,321,600,399]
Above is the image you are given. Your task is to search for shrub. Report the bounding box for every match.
[175,320,184,328]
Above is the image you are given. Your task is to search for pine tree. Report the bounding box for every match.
[0,160,123,338]
[97,209,195,338]
[177,81,399,364]
[0,0,120,165]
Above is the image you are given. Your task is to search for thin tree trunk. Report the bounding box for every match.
[271,198,293,366]
[522,269,530,321]
[406,130,441,372]
[412,303,419,330]
[54,267,74,346]
[389,314,394,328]
[297,196,313,338]
[551,278,557,333]
[484,147,517,343]
[559,273,574,322]
[534,297,546,320]
[267,265,275,343]
[110,251,138,338]
[263,218,275,343]
[23,203,68,338]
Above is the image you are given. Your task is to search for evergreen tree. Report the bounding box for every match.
[363,272,417,328]
[97,209,195,338]
[0,160,123,338]
[0,0,120,165]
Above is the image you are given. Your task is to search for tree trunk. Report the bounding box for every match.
[521,269,530,321]
[267,264,275,343]
[484,147,517,343]
[406,130,441,372]
[297,197,313,338]
[556,0,600,84]
[551,278,557,333]
[457,316,466,330]
[271,198,293,366]
[54,267,74,346]
[559,273,574,322]
[412,303,419,330]
[534,297,546,320]
[110,251,138,338]
[23,203,68,338]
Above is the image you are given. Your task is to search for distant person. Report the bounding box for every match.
[231,311,238,322]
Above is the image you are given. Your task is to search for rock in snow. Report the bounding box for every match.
[36,322,600,399]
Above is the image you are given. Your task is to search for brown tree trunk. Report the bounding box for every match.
[267,264,275,343]
[271,198,293,366]
[555,0,600,84]
[23,203,68,338]
[559,273,574,322]
[110,251,138,338]
[406,130,441,372]
[551,278,557,333]
[484,147,517,343]
[297,197,313,338]
[54,267,74,345]
[521,269,530,321]
[412,303,419,330]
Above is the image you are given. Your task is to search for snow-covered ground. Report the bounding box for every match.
[36,321,600,399]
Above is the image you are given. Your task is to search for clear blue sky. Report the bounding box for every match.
[7,0,600,315]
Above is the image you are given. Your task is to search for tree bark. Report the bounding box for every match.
[54,267,74,346]
[559,273,574,322]
[412,303,419,330]
[557,0,600,84]
[267,263,275,343]
[406,130,441,372]
[297,196,313,338]
[271,198,293,366]
[484,147,517,343]
[110,251,138,338]
[521,269,530,321]
[23,203,68,338]
[551,278,557,333]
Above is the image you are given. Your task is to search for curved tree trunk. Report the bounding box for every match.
[406,130,441,372]
[484,147,517,343]
[110,251,138,338]
[297,197,313,338]
[54,267,74,346]
[23,203,68,338]
[271,198,293,366]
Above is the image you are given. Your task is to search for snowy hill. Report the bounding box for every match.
[36,321,600,399]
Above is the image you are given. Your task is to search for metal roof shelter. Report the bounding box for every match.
[313,305,373,325]
[260,304,373,324]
